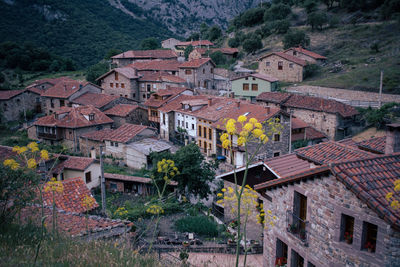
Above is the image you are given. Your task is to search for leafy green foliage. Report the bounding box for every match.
[270,19,291,34]
[210,51,226,66]
[174,215,220,237]
[307,11,328,30]
[358,103,400,128]
[303,0,318,13]
[283,30,310,49]
[140,38,160,50]
[85,61,109,85]
[264,3,292,21]
[238,8,265,27]
[242,35,263,53]
[228,37,240,48]
[104,48,123,60]
[303,64,320,79]
[184,45,194,60]
[207,26,223,41]
[150,144,217,199]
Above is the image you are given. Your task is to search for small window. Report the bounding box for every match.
[275,239,288,266]
[289,63,294,69]
[192,124,194,130]
[185,69,192,75]
[198,140,202,147]
[293,51,297,56]
[266,62,270,67]
[89,114,94,121]
[362,222,377,253]
[274,134,280,142]
[245,77,248,80]
[163,113,166,125]
[340,214,354,244]
[291,250,304,267]
[186,122,188,128]
[110,182,117,190]
[251,84,258,91]
[143,94,146,99]
[110,141,114,146]
[252,77,255,81]
[85,171,92,184]
[209,129,212,140]
[307,262,316,267]
[198,125,202,136]
[125,95,128,98]
[110,83,113,87]
[115,72,119,80]
[243,83,249,91]
[116,83,119,88]
[278,61,283,70]
[273,151,280,157]
[178,120,180,126]
[121,83,125,88]
[115,142,119,147]
[203,68,205,74]
[210,68,213,73]
[203,126,207,138]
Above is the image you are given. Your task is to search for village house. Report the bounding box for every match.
[230,73,279,102]
[104,173,154,195]
[188,47,239,61]
[70,92,135,111]
[258,52,307,83]
[111,49,178,67]
[256,92,359,140]
[174,40,214,57]
[178,58,216,89]
[128,60,182,76]
[137,72,186,102]
[31,105,113,151]
[213,68,232,92]
[284,46,327,64]
[79,128,113,157]
[161,38,180,50]
[254,131,400,267]
[126,137,171,169]
[103,103,148,128]
[291,117,327,149]
[0,89,41,122]
[144,87,193,130]
[97,67,139,101]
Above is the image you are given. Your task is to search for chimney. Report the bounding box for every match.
[266,107,270,113]
[64,84,67,91]
[385,123,400,154]
[208,98,212,107]
[236,101,240,108]
[79,84,83,89]
[90,149,96,159]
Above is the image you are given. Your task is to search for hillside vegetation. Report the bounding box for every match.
[225,0,400,94]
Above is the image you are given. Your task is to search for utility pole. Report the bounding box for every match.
[288,110,293,154]
[378,70,383,108]
[99,146,106,215]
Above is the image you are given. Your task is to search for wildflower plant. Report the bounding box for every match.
[386,179,400,209]
[82,195,97,235]
[219,115,281,267]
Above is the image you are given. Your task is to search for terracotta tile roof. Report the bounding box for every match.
[259,52,307,66]
[71,93,119,109]
[112,49,177,59]
[42,177,99,213]
[179,58,215,68]
[284,94,359,117]
[41,80,84,98]
[304,126,327,140]
[332,154,400,229]
[25,76,76,95]
[80,128,114,142]
[158,95,210,113]
[254,165,330,190]
[0,89,26,100]
[256,92,292,104]
[96,67,139,81]
[138,72,185,83]
[128,60,182,72]
[357,136,386,154]
[105,173,152,184]
[104,104,142,117]
[194,47,239,55]
[144,87,191,108]
[63,156,96,171]
[337,138,358,147]
[34,106,113,128]
[20,206,132,237]
[264,153,314,178]
[177,40,214,47]
[292,117,308,129]
[231,73,279,82]
[103,123,153,143]
[295,141,373,165]
[286,47,327,60]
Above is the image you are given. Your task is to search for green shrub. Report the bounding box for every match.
[264,3,292,21]
[228,37,240,48]
[174,215,219,237]
[283,30,310,49]
[243,35,263,53]
[303,64,321,79]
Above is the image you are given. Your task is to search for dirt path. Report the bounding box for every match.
[165,252,263,267]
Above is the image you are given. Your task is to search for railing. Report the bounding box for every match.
[38,132,61,140]
[286,210,309,246]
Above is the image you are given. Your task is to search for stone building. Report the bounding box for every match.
[231,73,279,102]
[284,47,327,65]
[188,47,239,61]
[0,89,41,122]
[178,58,216,89]
[111,49,178,67]
[258,52,307,82]
[256,92,359,140]
[104,173,154,195]
[255,152,400,267]
[97,68,139,101]
[70,92,135,111]
[104,104,148,128]
[174,40,214,57]
[161,38,180,50]
[137,72,186,102]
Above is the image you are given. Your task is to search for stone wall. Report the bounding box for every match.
[259,54,303,82]
[0,91,40,122]
[284,50,317,64]
[261,174,400,267]
[179,62,214,89]
[101,72,137,100]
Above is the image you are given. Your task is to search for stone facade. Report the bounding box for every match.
[100,72,139,101]
[0,90,41,122]
[261,174,400,267]
[179,62,215,89]
[259,54,303,83]
[107,108,148,128]
[162,38,180,50]
[284,49,318,64]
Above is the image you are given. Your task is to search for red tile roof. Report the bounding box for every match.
[304,126,327,140]
[291,117,308,129]
[20,206,131,237]
[179,58,215,68]
[103,123,153,143]
[128,60,182,72]
[332,154,400,229]
[193,47,239,55]
[104,104,142,117]
[158,95,210,113]
[138,72,185,83]
[259,52,307,66]
[231,73,279,82]
[71,93,119,109]
[337,138,358,147]
[63,156,96,171]
[264,153,314,178]
[104,173,152,184]
[177,40,214,47]
[96,67,139,81]
[42,177,99,213]
[256,92,292,104]
[0,89,26,100]
[286,47,327,60]
[144,87,191,108]
[357,136,386,154]
[80,128,114,142]
[295,141,373,164]
[41,80,84,98]
[112,49,177,59]
[34,106,113,128]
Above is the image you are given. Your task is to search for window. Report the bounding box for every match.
[151,110,158,117]
[203,81,207,88]
[291,249,304,267]
[340,214,355,244]
[172,71,176,75]
[307,262,315,267]
[50,99,54,108]
[275,239,288,267]
[125,95,128,98]
[185,69,192,75]
[273,151,280,157]
[293,51,297,56]
[110,83,113,87]
[210,68,213,73]
[121,83,125,88]
[278,61,283,70]
[89,114,94,121]
[243,83,249,91]
[251,84,258,91]
[110,141,114,146]
[163,113,166,125]
[203,126,207,138]
[85,172,92,184]
[266,61,270,67]
[362,222,377,253]
[209,129,212,140]
[115,142,119,147]
[273,133,280,142]
[110,182,117,190]
[198,125,202,137]
[177,120,180,126]
[289,63,294,69]
[116,83,119,88]
[147,84,151,92]
[291,191,307,240]
[192,124,194,130]
[115,72,119,80]
[186,122,188,128]
[198,140,202,147]
[203,68,205,74]
[143,94,146,99]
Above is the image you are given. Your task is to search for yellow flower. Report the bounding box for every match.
[260,134,268,144]
[146,205,164,215]
[3,159,13,167]
[44,178,64,193]
[226,125,236,135]
[249,118,258,124]
[17,146,27,155]
[237,136,246,146]
[10,162,19,170]
[267,210,272,214]
[40,150,49,160]
[237,115,247,123]
[220,133,229,142]
[394,179,400,186]
[221,188,226,192]
[222,139,231,149]
[228,187,233,194]
[27,158,37,169]
[391,200,399,209]
[239,130,249,137]
[82,195,96,209]
[27,142,39,152]
[255,122,262,129]
[243,123,253,132]
[395,183,400,192]
[217,193,223,197]
[252,129,263,138]
[386,192,393,201]
[216,199,223,204]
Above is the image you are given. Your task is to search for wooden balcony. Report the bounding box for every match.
[38,132,62,141]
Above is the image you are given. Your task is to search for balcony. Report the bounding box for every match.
[286,210,309,246]
[38,132,62,140]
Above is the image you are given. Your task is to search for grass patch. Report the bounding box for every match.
[174,215,221,237]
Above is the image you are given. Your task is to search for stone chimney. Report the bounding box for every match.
[236,101,240,108]
[385,123,400,154]
[265,107,270,113]
[64,84,67,91]
[208,98,212,107]
[90,149,96,159]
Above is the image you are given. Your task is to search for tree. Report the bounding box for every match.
[207,25,222,41]
[140,37,159,50]
[283,30,310,49]
[303,0,318,13]
[242,36,263,54]
[150,144,217,199]
[184,45,194,60]
[240,7,265,27]
[228,37,240,48]
[104,48,123,60]
[86,61,109,85]
[307,11,328,30]
[210,51,226,66]
[200,22,209,38]
[303,64,320,79]
[186,32,200,41]
[270,19,291,34]
[264,3,292,21]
